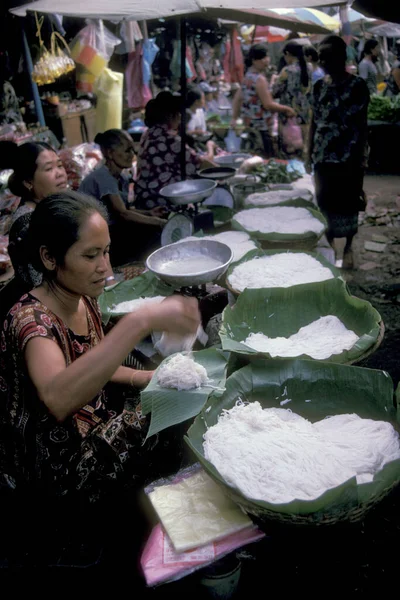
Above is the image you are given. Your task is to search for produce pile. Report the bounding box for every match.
[368,95,400,123]
[252,160,303,185]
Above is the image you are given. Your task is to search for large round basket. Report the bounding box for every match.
[185,359,400,529]
[224,249,341,298]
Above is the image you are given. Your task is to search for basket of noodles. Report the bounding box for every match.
[219,279,384,366]
[232,205,327,251]
[185,359,400,528]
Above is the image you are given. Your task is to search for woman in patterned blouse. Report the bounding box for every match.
[0,191,200,503]
[308,36,370,270]
[135,92,216,210]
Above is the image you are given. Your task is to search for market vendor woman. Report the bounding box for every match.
[135,92,216,210]
[0,190,200,502]
[80,129,166,265]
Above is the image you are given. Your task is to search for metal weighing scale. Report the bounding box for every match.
[159,179,217,246]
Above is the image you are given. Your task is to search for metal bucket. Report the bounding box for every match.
[231,177,267,210]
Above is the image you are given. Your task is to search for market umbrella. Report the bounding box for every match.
[11,1,332,178]
[269,7,339,32]
[368,22,400,38]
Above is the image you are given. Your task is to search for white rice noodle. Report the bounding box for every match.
[157,353,209,390]
[112,295,165,313]
[228,253,334,292]
[244,188,313,207]
[234,207,324,236]
[204,403,400,504]
[244,316,359,360]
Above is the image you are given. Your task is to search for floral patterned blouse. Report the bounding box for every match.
[0,293,146,500]
[273,63,310,125]
[311,75,369,166]
[241,70,271,132]
[135,124,201,209]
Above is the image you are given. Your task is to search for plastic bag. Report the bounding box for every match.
[224,129,241,152]
[59,143,102,190]
[70,22,121,78]
[281,118,303,153]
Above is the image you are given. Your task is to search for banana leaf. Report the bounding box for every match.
[232,206,327,243]
[225,248,342,294]
[98,271,175,324]
[141,349,228,439]
[219,279,382,364]
[185,360,400,520]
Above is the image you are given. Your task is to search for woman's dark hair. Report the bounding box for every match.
[246,43,268,69]
[186,86,203,109]
[28,190,109,275]
[144,92,181,127]
[94,129,128,154]
[320,35,347,68]
[284,42,309,88]
[0,141,56,198]
[304,46,319,63]
[361,39,379,61]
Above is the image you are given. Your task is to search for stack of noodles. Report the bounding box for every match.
[244,189,313,208]
[111,295,165,313]
[228,253,334,292]
[157,353,209,390]
[244,316,359,360]
[204,402,400,504]
[181,231,257,263]
[233,207,324,237]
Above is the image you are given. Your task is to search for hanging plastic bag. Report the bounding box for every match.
[225,129,241,152]
[281,118,303,153]
[70,21,120,78]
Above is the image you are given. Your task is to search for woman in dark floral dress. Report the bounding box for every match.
[0,190,200,504]
[135,92,216,209]
[308,36,370,269]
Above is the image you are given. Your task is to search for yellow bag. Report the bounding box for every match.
[94,68,124,133]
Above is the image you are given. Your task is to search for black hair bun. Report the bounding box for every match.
[0,141,19,171]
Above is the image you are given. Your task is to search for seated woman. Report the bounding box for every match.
[80,129,166,266]
[0,190,200,505]
[0,141,68,288]
[135,92,215,210]
[0,141,68,324]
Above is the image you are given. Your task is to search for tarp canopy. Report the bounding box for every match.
[354,1,400,25]
[10,0,339,32]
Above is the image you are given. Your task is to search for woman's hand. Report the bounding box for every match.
[150,206,168,218]
[130,369,155,388]
[285,106,296,118]
[145,296,201,337]
[149,216,167,227]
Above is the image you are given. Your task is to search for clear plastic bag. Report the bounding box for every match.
[70,21,121,78]
[224,129,241,152]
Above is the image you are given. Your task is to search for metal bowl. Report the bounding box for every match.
[198,167,236,181]
[214,153,252,170]
[159,179,217,205]
[146,239,233,288]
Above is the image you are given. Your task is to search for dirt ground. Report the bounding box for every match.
[344,175,400,387]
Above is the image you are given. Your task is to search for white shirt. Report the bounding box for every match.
[187,108,207,133]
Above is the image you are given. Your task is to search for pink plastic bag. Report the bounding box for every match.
[281,118,303,153]
[141,523,265,587]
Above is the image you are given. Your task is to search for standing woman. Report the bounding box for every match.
[231,44,295,158]
[385,43,400,97]
[273,42,310,146]
[80,129,166,266]
[304,46,325,84]
[308,36,370,270]
[358,39,380,96]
